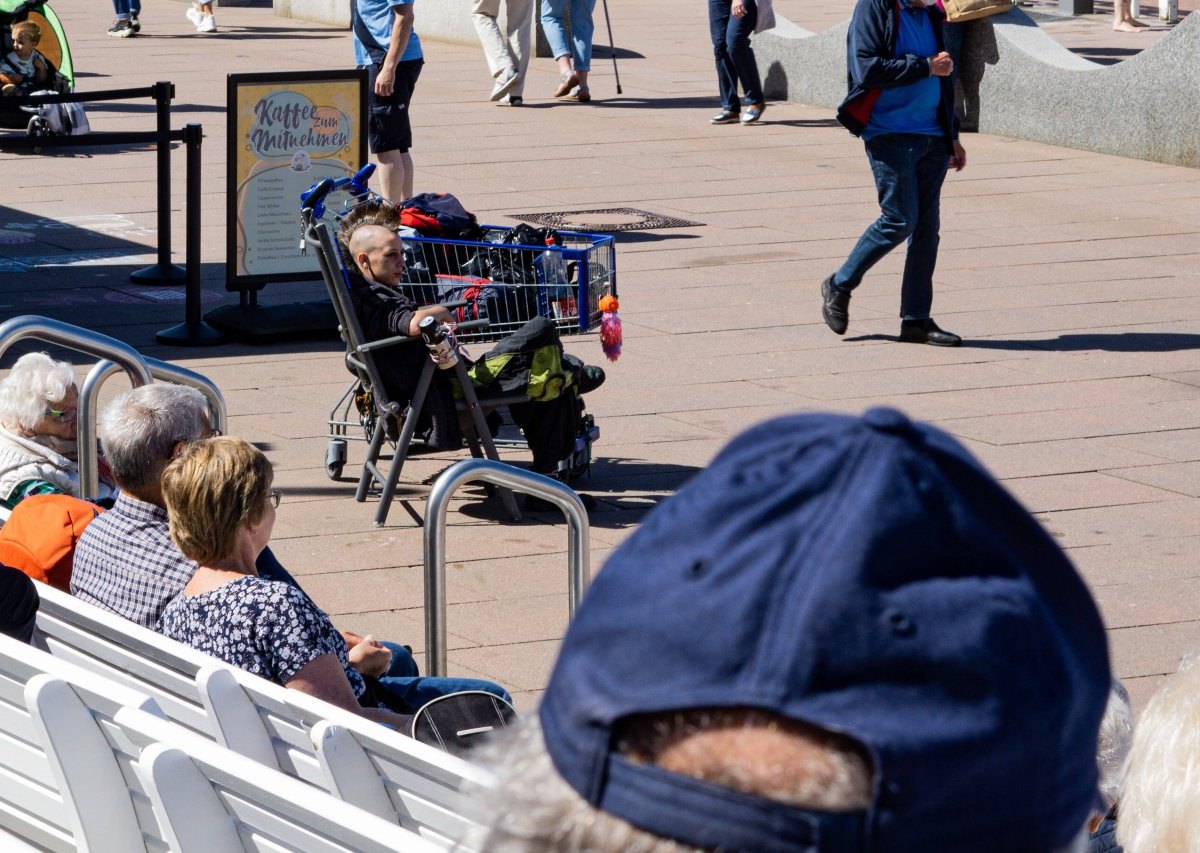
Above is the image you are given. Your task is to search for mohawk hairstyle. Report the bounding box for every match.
[335,200,402,268]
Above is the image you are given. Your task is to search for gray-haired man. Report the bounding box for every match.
[71,383,509,708]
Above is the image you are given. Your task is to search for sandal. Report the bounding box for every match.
[567,86,591,103]
[740,103,766,125]
[554,72,580,98]
[710,109,740,125]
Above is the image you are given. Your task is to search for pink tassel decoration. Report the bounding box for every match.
[599,294,622,362]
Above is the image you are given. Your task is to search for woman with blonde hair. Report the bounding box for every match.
[157,437,412,726]
[0,352,115,510]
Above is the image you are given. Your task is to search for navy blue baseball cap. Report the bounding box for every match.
[539,408,1110,852]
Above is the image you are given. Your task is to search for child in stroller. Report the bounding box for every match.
[1,21,52,97]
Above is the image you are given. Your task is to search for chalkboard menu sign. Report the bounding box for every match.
[226,69,367,290]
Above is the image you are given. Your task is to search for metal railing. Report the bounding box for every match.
[79,357,227,497]
[0,317,152,500]
[0,316,227,500]
[423,458,591,677]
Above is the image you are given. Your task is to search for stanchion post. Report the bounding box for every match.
[131,81,186,284]
[156,124,223,346]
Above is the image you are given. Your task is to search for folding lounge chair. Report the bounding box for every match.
[306,217,525,527]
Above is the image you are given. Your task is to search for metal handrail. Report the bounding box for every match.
[79,358,228,497]
[423,458,590,677]
[143,357,227,435]
[0,317,153,501]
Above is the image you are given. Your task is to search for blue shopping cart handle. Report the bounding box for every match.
[300,163,378,218]
[348,162,376,195]
[301,178,336,216]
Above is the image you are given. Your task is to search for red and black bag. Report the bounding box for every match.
[398,192,482,240]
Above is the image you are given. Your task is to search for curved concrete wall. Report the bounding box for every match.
[754,9,1200,168]
[274,0,529,46]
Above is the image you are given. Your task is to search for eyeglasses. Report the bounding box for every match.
[45,405,77,421]
[268,490,282,509]
[207,428,222,438]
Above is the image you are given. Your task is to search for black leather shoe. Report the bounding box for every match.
[821,275,850,335]
[899,318,961,347]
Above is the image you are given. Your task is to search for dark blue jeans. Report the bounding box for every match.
[709,0,762,112]
[374,640,512,708]
[112,0,141,19]
[256,549,512,707]
[833,133,950,321]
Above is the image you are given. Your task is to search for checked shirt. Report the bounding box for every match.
[71,492,196,629]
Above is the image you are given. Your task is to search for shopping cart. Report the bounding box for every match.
[300,165,617,345]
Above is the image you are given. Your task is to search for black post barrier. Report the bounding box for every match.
[131,81,185,284]
[156,124,223,346]
[0,84,188,285]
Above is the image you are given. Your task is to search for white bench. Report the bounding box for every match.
[0,632,166,852]
[0,631,447,853]
[201,664,492,846]
[32,581,488,845]
[111,704,444,853]
[33,580,216,738]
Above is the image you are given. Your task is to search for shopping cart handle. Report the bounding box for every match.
[348,163,376,195]
[301,178,336,214]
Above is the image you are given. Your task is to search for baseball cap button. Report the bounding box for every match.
[863,407,912,433]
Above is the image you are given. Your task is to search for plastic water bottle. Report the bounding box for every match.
[418,316,457,369]
[535,239,576,321]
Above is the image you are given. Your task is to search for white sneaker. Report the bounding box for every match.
[196,13,216,32]
[489,68,518,102]
[185,4,203,24]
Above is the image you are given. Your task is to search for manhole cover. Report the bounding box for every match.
[508,208,703,232]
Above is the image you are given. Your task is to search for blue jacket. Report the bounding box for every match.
[836,0,958,151]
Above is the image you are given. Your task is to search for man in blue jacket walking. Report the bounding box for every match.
[822,0,966,346]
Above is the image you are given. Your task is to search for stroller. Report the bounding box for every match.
[0,0,74,131]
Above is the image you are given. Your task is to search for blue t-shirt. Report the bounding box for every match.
[864,0,942,140]
[353,0,422,67]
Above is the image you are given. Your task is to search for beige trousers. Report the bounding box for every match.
[472,0,533,96]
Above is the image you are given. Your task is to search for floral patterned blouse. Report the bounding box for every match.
[158,575,368,702]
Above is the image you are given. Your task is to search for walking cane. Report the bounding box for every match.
[600,0,622,94]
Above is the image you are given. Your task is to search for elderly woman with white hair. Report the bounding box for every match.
[0,352,115,510]
[1116,660,1200,852]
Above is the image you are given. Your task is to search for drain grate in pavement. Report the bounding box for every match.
[508,208,704,232]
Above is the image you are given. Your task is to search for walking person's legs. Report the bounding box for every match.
[821,134,921,336]
[473,0,521,100]
[836,134,923,290]
[376,149,413,202]
[109,0,136,36]
[542,0,578,94]
[725,0,761,104]
[898,137,950,322]
[507,0,534,99]
[725,0,764,122]
[1113,0,1149,30]
[568,0,595,93]
[369,59,422,202]
[709,0,739,117]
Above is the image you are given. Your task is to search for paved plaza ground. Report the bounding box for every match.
[0,0,1197,712]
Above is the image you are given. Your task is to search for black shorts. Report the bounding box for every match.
[367,58,423,154]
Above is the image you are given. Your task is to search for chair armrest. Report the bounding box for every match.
[356,319,490,355]
[357,334,420,354]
